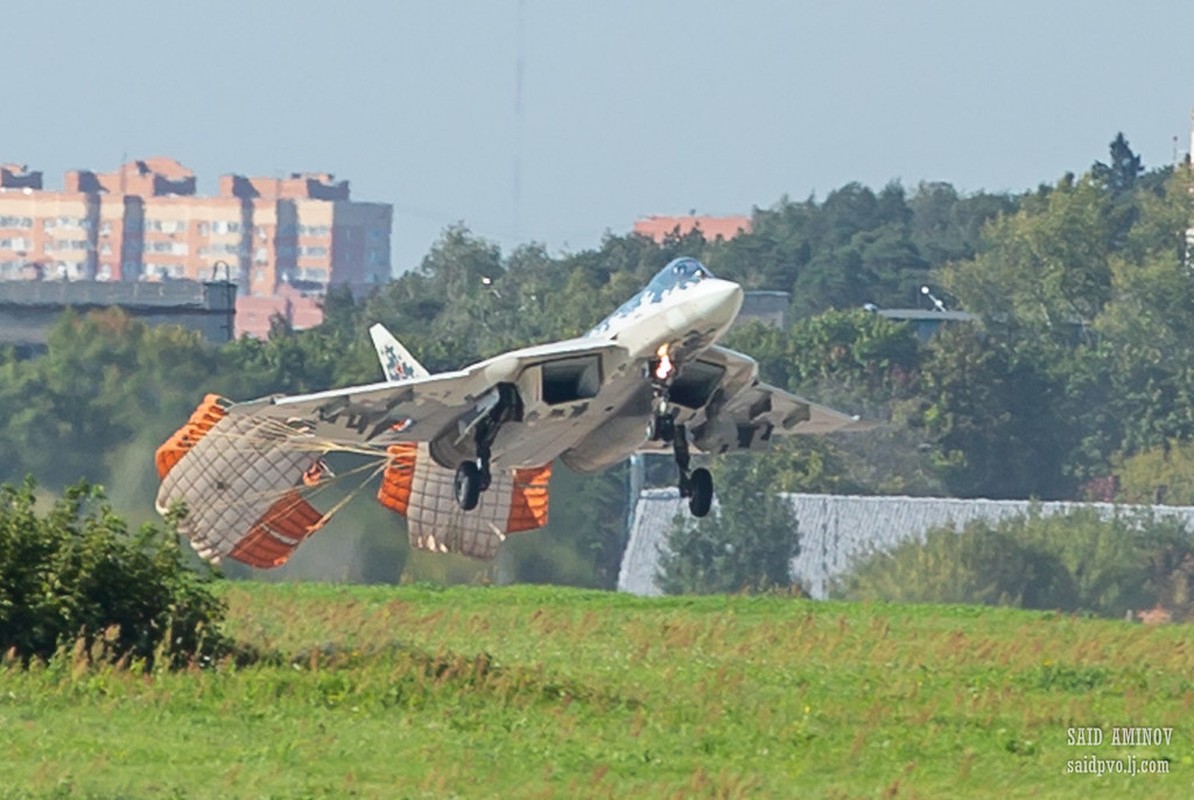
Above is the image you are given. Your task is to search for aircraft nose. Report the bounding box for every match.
[702,278,744,326]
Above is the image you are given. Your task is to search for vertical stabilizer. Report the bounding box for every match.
[369,323,430,382]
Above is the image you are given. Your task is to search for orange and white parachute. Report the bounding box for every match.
[156,394,552,568]
[377,443,551,560]
[155,394,338,568]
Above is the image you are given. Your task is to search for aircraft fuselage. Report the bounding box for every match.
[473,258,745,473]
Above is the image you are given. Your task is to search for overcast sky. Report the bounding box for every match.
[7,1,1193,272]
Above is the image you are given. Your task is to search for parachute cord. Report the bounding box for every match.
[311,460,390,529]
[296,457,387,503]
[196,419,400,459]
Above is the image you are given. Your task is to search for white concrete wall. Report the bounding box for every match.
[618,490,1194,599]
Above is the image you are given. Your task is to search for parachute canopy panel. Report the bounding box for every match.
[377,443,552,560]
[156,399,331,568]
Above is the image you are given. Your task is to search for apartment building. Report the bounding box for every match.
[0,158,392,298]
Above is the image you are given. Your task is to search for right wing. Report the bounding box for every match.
[231,337,627,450]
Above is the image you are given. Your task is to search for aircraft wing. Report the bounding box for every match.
[641,345,872,455]
[724,381,869,434]
[228,338,627,449]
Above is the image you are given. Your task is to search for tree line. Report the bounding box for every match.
[3,133,1193,593]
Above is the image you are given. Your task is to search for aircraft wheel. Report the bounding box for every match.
[654,414,675,443]
[688,467,713,518]
[454,461,482,511]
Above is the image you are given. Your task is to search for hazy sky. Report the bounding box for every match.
[7,1,1194,272]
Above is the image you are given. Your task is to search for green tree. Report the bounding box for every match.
[941,173,1112,339]
[1092,132,1143,196]
[657,455,799,594]
[836,508,1194,619]
[917,329,1073,499]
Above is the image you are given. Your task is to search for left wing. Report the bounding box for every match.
[643,345,872,455]
[703,379,871,445]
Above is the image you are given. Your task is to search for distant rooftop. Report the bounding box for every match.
[4,158,352,201]
[633,214,752,243]
[877,309,975,323]
[0,164,43,191]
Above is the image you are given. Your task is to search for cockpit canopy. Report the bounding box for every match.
[587,257,718,337]
[646,258,714,295]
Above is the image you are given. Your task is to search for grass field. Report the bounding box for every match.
[1,583,1191,799]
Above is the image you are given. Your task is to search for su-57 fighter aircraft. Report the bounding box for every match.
[156,257,869,567]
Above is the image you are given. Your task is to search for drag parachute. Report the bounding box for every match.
[155,395,335,568]
[378,442,551,560]
[156,395,553,569]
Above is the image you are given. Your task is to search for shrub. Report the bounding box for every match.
[835,521,1077,609]
[834,507,1194,619]
[0,479,229,668]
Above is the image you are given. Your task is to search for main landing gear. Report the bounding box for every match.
[454,461,484,511]
[648,384,713,518]
[454,384,520,511]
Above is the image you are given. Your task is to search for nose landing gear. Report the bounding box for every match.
[647,371,713,517]
[647,397,676,443]
[670,419,714,518]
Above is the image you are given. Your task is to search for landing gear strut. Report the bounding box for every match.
[647,379,676,443]
[646,370,713,517]
[672,421,714,518]
[454,383,520,511]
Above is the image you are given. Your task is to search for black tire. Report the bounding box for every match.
[454,461,482,511]
[688,467,713,518]
[658,414,675,444]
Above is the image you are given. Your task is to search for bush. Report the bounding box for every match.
[0,479,229,668]
[834,507,1194,619]
[835,522,1077,609]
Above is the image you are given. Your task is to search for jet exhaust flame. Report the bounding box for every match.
[655,343,673,381]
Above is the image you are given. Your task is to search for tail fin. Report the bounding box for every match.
[369,323,430,382]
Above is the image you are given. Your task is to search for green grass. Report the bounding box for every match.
[2,584,1192,799]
